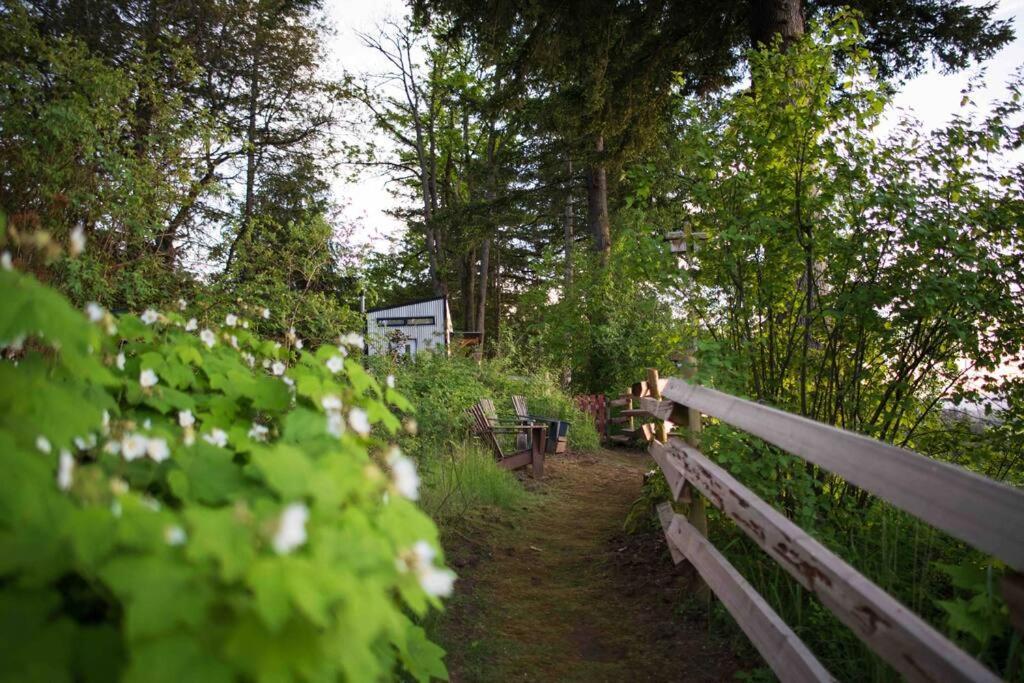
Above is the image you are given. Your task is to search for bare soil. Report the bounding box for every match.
[434,448,753,682]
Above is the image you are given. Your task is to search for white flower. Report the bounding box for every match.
[325,356,343,374]
[165,525,187,546]
[86,302,104,322]
[419,566,457,598]
[348,408,371,436]
[248,423,269,441]
[242,352,255,368]
[74,434,96,451]
[183,429,195,447]
[147,437,170,462]
[295,338,303,349]
[388,449,420,500]
[110,478,129,496]
[200,329,216,348]
[143,418,151,430]
[121,433,148,461]
[57,450,74,491]
[116,352,126,370]
[178,410,195,428]
[225,313,238,327]
[102,410,110,435]
[262,358,271,369]
[272,503,309,554]
[203,428,228,448]
[177,298,187,311]
[336,345,348,357]
[340,332,364,348]
[184,318,197,332]
[326,412,345,438]
[139,368,159,388]
[271,361,286,376]
[103,439,122,455]
[69,225,86,256]
[1,251,11,271]
[321,395,342,411]
[140,309,159,325]
[386,374,396,389]
[282,376,294,388]
[36,435,51,454]
[261,307,270,319]
[229,335,239,350]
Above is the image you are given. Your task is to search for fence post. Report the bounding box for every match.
[681,355,711,608]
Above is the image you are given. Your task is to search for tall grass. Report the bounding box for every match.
[420,442,532,525]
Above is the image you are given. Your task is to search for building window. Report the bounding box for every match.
[376,316,435,327]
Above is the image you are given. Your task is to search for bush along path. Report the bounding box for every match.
[434,449,752,682]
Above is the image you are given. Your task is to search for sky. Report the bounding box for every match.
[321,0,1024,252]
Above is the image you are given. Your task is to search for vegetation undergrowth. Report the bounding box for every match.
[0,241,454,682]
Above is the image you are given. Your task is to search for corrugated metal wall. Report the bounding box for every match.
[366,297,450,356]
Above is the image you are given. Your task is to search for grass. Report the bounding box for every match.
[420,442,532,525]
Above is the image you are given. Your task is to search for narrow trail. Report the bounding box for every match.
[436,449,748,682]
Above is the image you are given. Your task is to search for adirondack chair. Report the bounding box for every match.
[466,401,546,478]
[511,395,570,454]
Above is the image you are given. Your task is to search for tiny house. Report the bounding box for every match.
[365,296,453,357]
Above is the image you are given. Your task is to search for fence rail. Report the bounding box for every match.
[632,370,1024,683]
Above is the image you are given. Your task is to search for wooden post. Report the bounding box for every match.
[678,357,710,608]
[531,425,545,479]
[647,369,671,443]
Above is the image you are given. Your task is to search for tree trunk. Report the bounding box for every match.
[586,134,611,263]
[476,238,490,359]
[463,247,476,331]
[563,156,574,287]
[749,0,804,50]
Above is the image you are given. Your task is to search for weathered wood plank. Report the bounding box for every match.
[608,397,631,408]
[660,378,1024,570]
[619,408,654,418]
[650,438,1000,683]
[656,502,685,564]
[631,378,668,399]
[496,450,532,471]
[659,505,834,683]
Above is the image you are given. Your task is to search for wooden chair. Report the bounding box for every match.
[466,401,546,478]
[510,395,570,454]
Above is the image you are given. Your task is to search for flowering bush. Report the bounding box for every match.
[0,263,453,681]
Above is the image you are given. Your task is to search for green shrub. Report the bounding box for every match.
[365,352,600,461]
[420,443,531,525]
[0,264,453,682]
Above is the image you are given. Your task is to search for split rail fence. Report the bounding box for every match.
[630,369,1024,683]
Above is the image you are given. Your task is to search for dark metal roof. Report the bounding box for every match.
[365,295,447,314]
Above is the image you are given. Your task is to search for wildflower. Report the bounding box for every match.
[336,345,348,357]
[248,423,269,442]
[282,376,295,388]
[261,307,270,319]
[74,434,97,451]
[110,478,129,496]
[165,525,187,546]
[271,361,286,376]
[116,352,125,370]
[203,428,228,448]
[419,565,457,597]
[225,313,238,327]
[326,412,344,438]
[321,395,342,411]
[242,352,255,367]
[398,540,456,598]
[272,503,309,554]
[349,408,371,437]
[36,435,51,454]
[262,358,271,369]
[121,433,148,461]
[57,450,74,491]
[103,440,122,455]
[199,329,216,348]
[69,225,85,256]
[184,318,197,332]
[340,332,364,348]
[326,356,344,374]
[147,438,170,463]
[295,337,303,349]
[388,448,420,501]
[86,302,104,323]
[229,335,239,349]
[1,251,11,271]
[386,374,396,389]
[102,410,110,435]
[177,298,187,311]
[140,309,159,325]
[139,368,159,388]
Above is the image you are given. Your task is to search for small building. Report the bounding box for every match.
[365,295,453,357]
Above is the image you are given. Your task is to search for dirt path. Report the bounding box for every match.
[435,449,749,682]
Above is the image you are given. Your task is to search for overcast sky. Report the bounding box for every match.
[321,0,1024,251]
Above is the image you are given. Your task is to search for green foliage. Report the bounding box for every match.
[420,443,531,525]
[366,352,599,461]
[0,264,454,682]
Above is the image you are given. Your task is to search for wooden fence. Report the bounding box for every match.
[630,369,1024,683]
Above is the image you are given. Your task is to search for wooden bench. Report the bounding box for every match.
[511,395,569,454]
[466,401,546,478]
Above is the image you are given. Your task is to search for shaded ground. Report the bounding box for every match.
[434,448,754,682]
